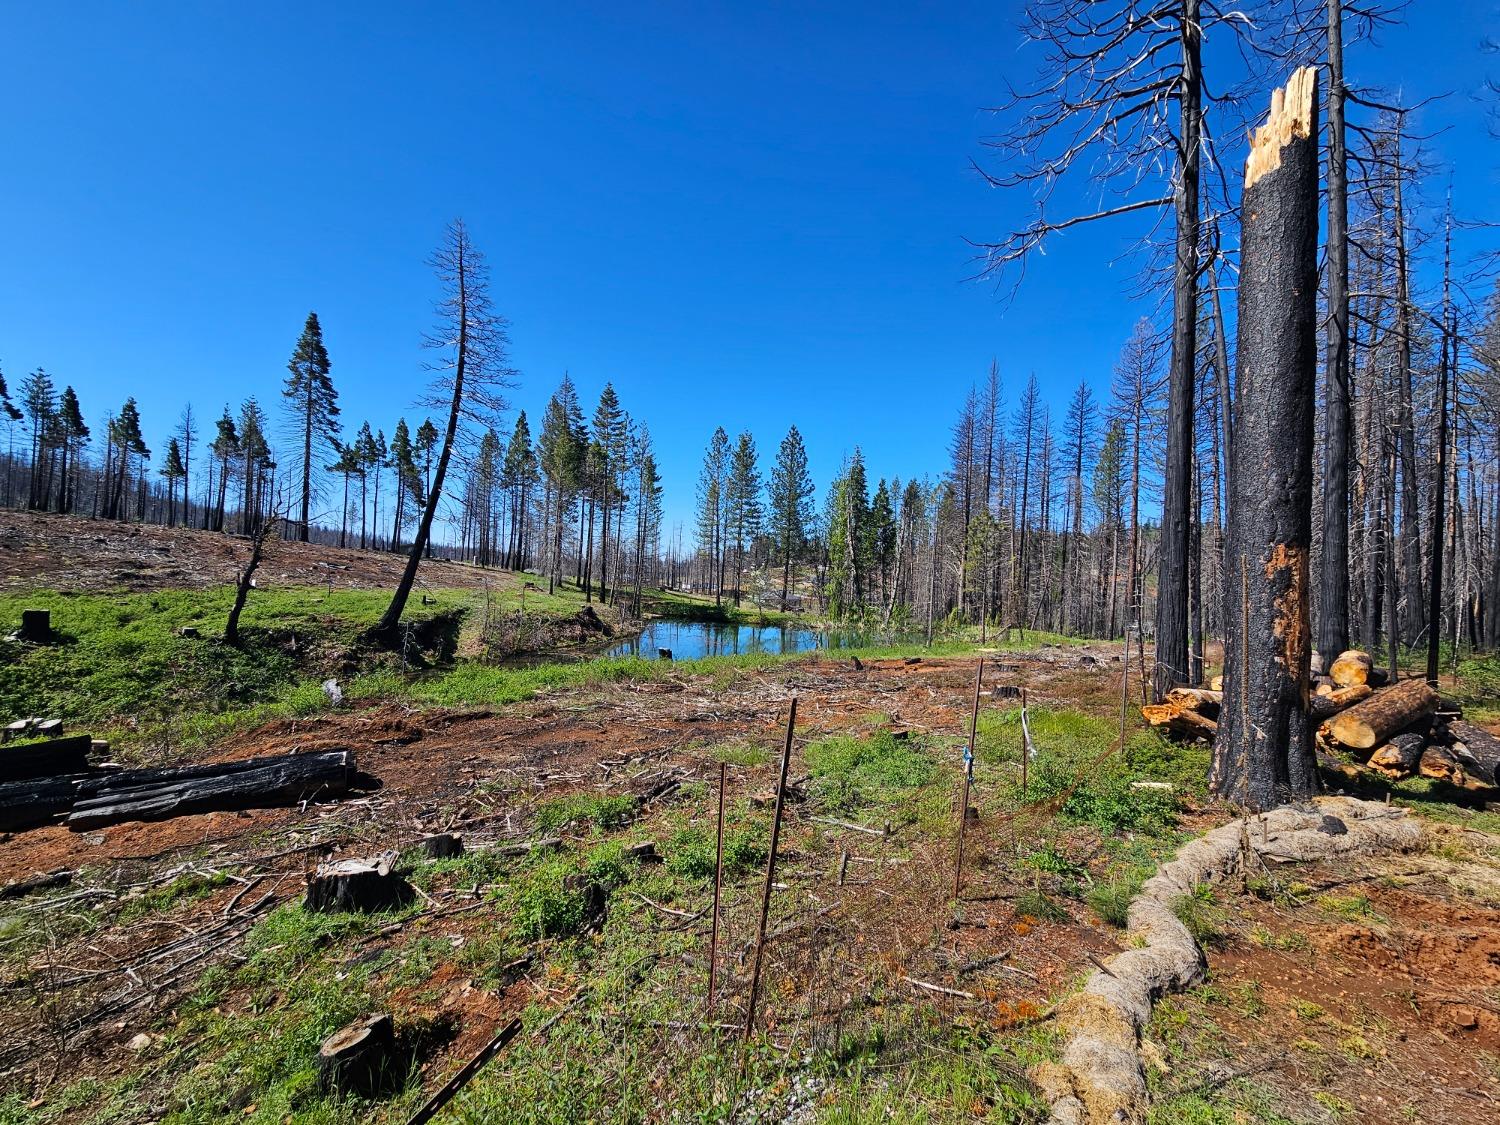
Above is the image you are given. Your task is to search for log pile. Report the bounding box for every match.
[1142,648,1496,795]
[0,748,358,833]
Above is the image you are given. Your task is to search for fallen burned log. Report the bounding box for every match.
[0,777,80,833]
[1164,687,1222,719]
[0,734,91,784]
[66,750,354,830]
[1142,701,1217,742]
[1326,679,1439,751]
[1446,720,1499,787]
[1366,732,1427,779]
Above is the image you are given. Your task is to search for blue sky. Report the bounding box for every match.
[2,2,1495,538]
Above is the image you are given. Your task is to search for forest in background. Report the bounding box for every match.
[2,0,1497,689]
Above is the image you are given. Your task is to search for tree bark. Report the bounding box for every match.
[1154,0,1202,701]
[1211,68,1320,811]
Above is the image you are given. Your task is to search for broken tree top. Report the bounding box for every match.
[1245,66,1318,188]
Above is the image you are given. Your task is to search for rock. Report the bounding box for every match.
[127,1032,153,1051]
[322,679,344,707]
[1318,815,1348,836]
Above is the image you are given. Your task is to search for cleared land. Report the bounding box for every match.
[1,522,1498,1125]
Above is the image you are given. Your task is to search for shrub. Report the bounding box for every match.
[664,826,767,881]
[805,730,935,811]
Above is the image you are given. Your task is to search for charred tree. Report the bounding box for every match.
[1317,0,1352,659]
[1212,68,1321,811]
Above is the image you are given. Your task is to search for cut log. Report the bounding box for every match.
[19,609,51,643]
[67,750,353,830]
[417,833,464,860]
[1446,720,1499,787]
[1329,649,1373,687]
[0,734,92,784]
[1327,679,1439,751]
[1308,683,1373,722]
[1164,688,1222,718]
[1366,732,1426,780]
[318,1012,397,1095]
[305,857,413,913]
[1209,675,1224,691]
[1419,746,1467,786]
[1142,702,1218,742]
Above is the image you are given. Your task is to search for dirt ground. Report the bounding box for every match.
[0,509,497,594]
[0,652,1132,1109]
[1148,838,1500,1122]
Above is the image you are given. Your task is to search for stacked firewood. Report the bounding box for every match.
[1142,649,1498,793]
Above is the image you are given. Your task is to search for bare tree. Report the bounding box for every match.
[975,1,1264,699]
[374,220,515,640]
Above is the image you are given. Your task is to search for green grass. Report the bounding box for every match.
[0,586,464,747]
[805,729,938,817]
[533,792,638,834]
[978,707,1181,837]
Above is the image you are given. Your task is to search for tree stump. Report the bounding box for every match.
[1212,67,1321,811]
[19,610,51,644]
[305,857,413,913]
[417,833,464,860]
[318,1012,397,1095]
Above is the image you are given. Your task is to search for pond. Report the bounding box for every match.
[603,618,910,662]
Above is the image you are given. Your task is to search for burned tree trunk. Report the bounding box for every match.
[1212,68,1320,811]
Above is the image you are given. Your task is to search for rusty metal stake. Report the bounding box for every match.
[708,760,727,1016]
[953,659,984,901]
[743,696,796,1044]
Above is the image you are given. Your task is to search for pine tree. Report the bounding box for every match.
[208,408,240,531]
[0,366,22,509]
[238,399,270,535]
[376,220,515,639]
[388,419,420,552]
[769,425,814,608]
[107,398,150,521]
[869,478,896,608]
[283,311,339,542]
[825,449,870,620]
[56,387,88,515]
[160,438,187,526]
[538,376,586,594]
[414,419,438,557]
[1093,418,1127,637]
[631,425,664,611]
[696,427,730,604]
[591,384,628,602]
[353,422,377,549]
[502,411,538,570]
[20,368,56,510]
[726,432,762,606]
